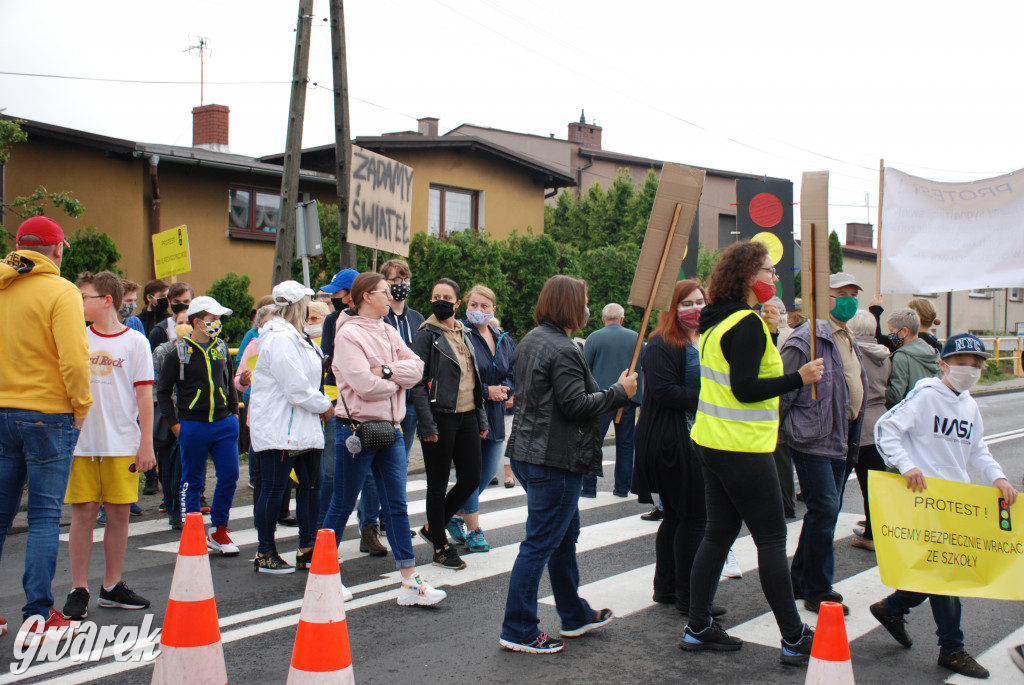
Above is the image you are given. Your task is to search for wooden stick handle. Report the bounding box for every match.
[807,222,818,401]
[875,159,884,294]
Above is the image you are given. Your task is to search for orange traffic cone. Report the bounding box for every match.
[805,601,854,684]
[152,512,227,685]
[287,529,354,684]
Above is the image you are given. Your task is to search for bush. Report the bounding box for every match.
[59,227,123,281]
[206,272,254,343]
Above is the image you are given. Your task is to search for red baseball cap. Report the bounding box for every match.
[16,216,71,248]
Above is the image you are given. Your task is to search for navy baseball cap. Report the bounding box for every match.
[320,268,359,294]
[941,333,992,360]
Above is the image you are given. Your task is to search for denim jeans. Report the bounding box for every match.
[689,445,803,640]
[400,403,417,457]
[884,591,964,652]
[253,449,321,554]
[500,461,594,644]
[321,423,415,569]
[356,404,418,530]
[461,439,505,516]
[318,414,335,528]
[582,405,635,497]
[178,416,239,528]
[790,450,850,597]
[0,409,78,618]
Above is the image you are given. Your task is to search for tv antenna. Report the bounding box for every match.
[184,36,211,105]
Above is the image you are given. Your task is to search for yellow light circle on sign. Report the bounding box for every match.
[752,232,784,266]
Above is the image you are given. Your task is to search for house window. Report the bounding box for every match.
[1010,288,1024,302]
[229,187,281,241]
[969,288,992,299]
[428,184,480,238]
[913,292,938,298]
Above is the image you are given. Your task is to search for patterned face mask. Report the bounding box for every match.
[887,330,905,350]
[118,302,135,320]
[202,319,222,339]
[390,283,410,301]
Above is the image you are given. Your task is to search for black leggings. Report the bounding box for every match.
[854,443,886,540]
[689,445,803,641]
[422,411,482,550]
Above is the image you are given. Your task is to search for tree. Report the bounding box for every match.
[0,119,86,253]
[59,227,123,281]
[499,230,575,338]
[206,272,254,343]
[829,230,844,274]
[544,169,657,253]
[579,243,642,337]
[696,242,719,287]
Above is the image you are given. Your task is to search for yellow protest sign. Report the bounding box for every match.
[245,354,259,371]
[151,225,191,280]
[869,471,1023,600]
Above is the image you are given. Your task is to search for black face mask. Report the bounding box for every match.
[431,299,456,321]
[390,283,410,301]
[153,297,169,314]
[331,296,346,313]
[170,302,189,315]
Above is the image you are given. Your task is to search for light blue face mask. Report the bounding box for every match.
[467,310,493,326]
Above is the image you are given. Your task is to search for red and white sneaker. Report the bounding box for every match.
[15,609,78,647]
[207,526,240,556]
[0,616,7,637]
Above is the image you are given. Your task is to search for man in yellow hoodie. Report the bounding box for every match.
[0,216,92,645]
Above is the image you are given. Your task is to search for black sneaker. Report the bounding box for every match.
[98,581,151,610]
[417,525,433,546]
[938,647,990,679]
[561,608,613,637]
[62,587,90,620]
[869,600,912,648]
[499,631,565,654]
[680,622,743,652]
[294,548,314,570]
[432,544,466,570]
[169,516,183,531]
[1009,644,1024,675]
[143,475,159,496]
[780,623,814,665]
[253,552,295,575]
[805,590,849,616]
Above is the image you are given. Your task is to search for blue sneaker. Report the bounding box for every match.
[780,623,814,665]
[130,503,143,516]
[446,515,468,545]
[465,528,490,553]
[680,622,743,652]
[96,506,106,525]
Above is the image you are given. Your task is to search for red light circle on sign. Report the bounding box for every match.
[749,193,784,228]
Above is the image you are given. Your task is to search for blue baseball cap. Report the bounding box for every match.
[320,268,359,294]
[941,333,992,360]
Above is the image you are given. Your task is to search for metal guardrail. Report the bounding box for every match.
[976,337,1023,376]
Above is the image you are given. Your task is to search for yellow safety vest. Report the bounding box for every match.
[691,309,783,453]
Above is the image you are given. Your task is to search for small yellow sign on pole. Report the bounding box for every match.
[152,225,191,281]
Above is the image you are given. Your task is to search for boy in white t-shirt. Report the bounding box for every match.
[62,272,155,620]
[871,333,1018,679]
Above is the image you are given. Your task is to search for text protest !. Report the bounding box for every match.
[869,471,1024,600]
[347,146,414,257]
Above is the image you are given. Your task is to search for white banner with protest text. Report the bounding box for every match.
[880,167,1024,294]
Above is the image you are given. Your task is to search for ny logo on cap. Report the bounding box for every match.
[954,337,981,352]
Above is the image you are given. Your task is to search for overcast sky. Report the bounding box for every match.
[2,0,1022,242]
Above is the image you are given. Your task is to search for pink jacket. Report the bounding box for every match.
[333,311,424,425]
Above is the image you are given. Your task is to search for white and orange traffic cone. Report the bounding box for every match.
[287,528,354,684]
[152,512,228,685]
[805,600,854,684]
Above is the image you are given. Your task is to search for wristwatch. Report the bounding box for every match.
[381,365,393,379]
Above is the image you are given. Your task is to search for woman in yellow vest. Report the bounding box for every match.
[681,241,823,666]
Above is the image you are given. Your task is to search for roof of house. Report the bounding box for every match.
[3,116,335,185]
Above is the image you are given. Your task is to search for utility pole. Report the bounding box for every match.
[271,0,314,287]
[330,0,357,269]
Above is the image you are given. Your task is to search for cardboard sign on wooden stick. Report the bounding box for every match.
[628,163,705,311]
[800,171,830,400]
[615,163,704,422]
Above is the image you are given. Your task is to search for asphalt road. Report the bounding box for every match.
[1,391,1023,684]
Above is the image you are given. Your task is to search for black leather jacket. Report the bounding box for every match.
[410,320,488,439]
[506,321,629,475]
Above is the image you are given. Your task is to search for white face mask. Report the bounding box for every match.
[304,324,323,338]
[943,364,981,393]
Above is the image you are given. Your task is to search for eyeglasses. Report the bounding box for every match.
[680,299,705,307]
[759,267,777,276]
[81,295,106,300]
[368,289,390,296]
[386,278,411,285]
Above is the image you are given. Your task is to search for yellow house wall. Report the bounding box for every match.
[366,149,546,240]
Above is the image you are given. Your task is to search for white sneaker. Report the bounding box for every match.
[340,581,354,603]
[206,526,240,556]
[397,575,446,606]
[721,549,742,579]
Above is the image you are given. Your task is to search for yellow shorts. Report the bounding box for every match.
[65,456,139,504]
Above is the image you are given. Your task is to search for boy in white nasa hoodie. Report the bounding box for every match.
[870,333,1018,679]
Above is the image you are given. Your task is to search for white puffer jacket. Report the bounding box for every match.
[248,317,332,452]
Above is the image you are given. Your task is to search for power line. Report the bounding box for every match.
[0,70,288,86]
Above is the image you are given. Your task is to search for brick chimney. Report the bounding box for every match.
[418,117,439,137]
[567,109,602,149]
[846,222,874,248]
[192,104,230,152]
